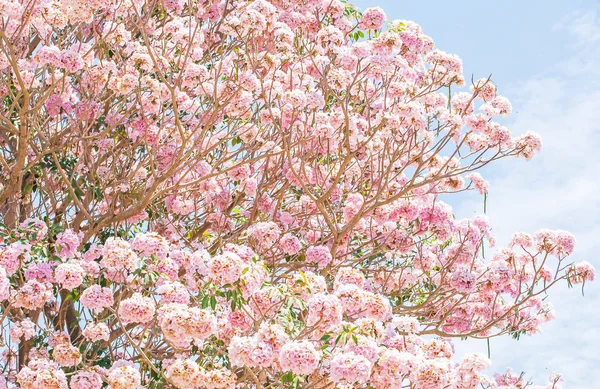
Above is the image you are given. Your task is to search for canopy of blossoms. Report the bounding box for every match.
[0,0,594,388]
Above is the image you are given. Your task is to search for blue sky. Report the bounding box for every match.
[353,0,600,387]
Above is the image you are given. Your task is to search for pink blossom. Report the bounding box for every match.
[467,172,489,194]
[82,322,110,342]
[0,242,30,275]
[17,358,68,389]
[156,281,190,305]
[316,25,345,50]
[246,222,281,250]
[158,303,217,347]
[165,359,201,389]
[306,245,333,269]
[279,233,302,255]
[370,349,415,388]
[107,360,142,389]
[460,353,491,372]
[55,229,82,259]
[568,261,596,284]
[510,232,534,248]
[200,367,236,389]
[334,266,367,289]
[70,371,103,389]
[228,335,275,368]
[335,283,367,317]
[10,319,36,344]
[14,280,53,310]
[54,262,85,290]
[80,285,114,311]
[279,340,321,375]
[330,351,372,384]
[451,271,477,293]
[256,322,289,354]
[554,230,576,255]
[24,262,55,283]
[52,342,82,367]
[307,293,343,330]
[19,218,48,242]
[473,78,497,101]
[117,293,155,324]
[362,291,392,320]
[208,251,243,286]
[515,131,542,160]
[99,238,139,283]
[130,232,171,259]
[360,7,387,30]
[343,335,380,362]
[415,359,450,388]
[0,267,10,301]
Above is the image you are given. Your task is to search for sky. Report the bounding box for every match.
[352,0,600,387]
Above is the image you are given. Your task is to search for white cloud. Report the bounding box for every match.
[454,9,600,388]
[553,9,600,47]
[552,9,600,78]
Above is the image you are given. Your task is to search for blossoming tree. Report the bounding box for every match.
[0,0,594,388]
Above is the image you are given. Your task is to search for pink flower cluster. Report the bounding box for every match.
[360,7,387,30]
[117,293,156,324]
[279,341,321,375]
[55,229,82,259]
[306,245,333,269]
[80,285,114,311]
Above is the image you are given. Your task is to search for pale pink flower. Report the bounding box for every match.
[359,7,387,30]
[52,343,82,367]
[228,335,275,368]
[0,241,30,275]
[200,367,236,389]
[55,229,82,259]
[165,359,201,389]
[82,322,110,342]
[156,281,190,305]
[117,293,155,323]
[131,232,170,259]
[515,131,542,160]
[70,371,103,389]
[99,238,139,283]
[54,262,85,290]
[0,267,10,301]
[306,245,333,269]
[467,172,489,194]
[158,303,217,348]
[279,340,321,375]
[209,252,243,286]
[451,271,477,293]
[330,352,372,384]
[14,280,53,310]
[279,233,302,255]
[107,360,143,389]
[568,261,596,284]
[17,358,68,389]
[80,285,114,311]
[307,293,343,330]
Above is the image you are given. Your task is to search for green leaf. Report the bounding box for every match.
[484,192,488,213]
[281,371,294,383]
[201,295,210,309]
[320,334,331,342]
